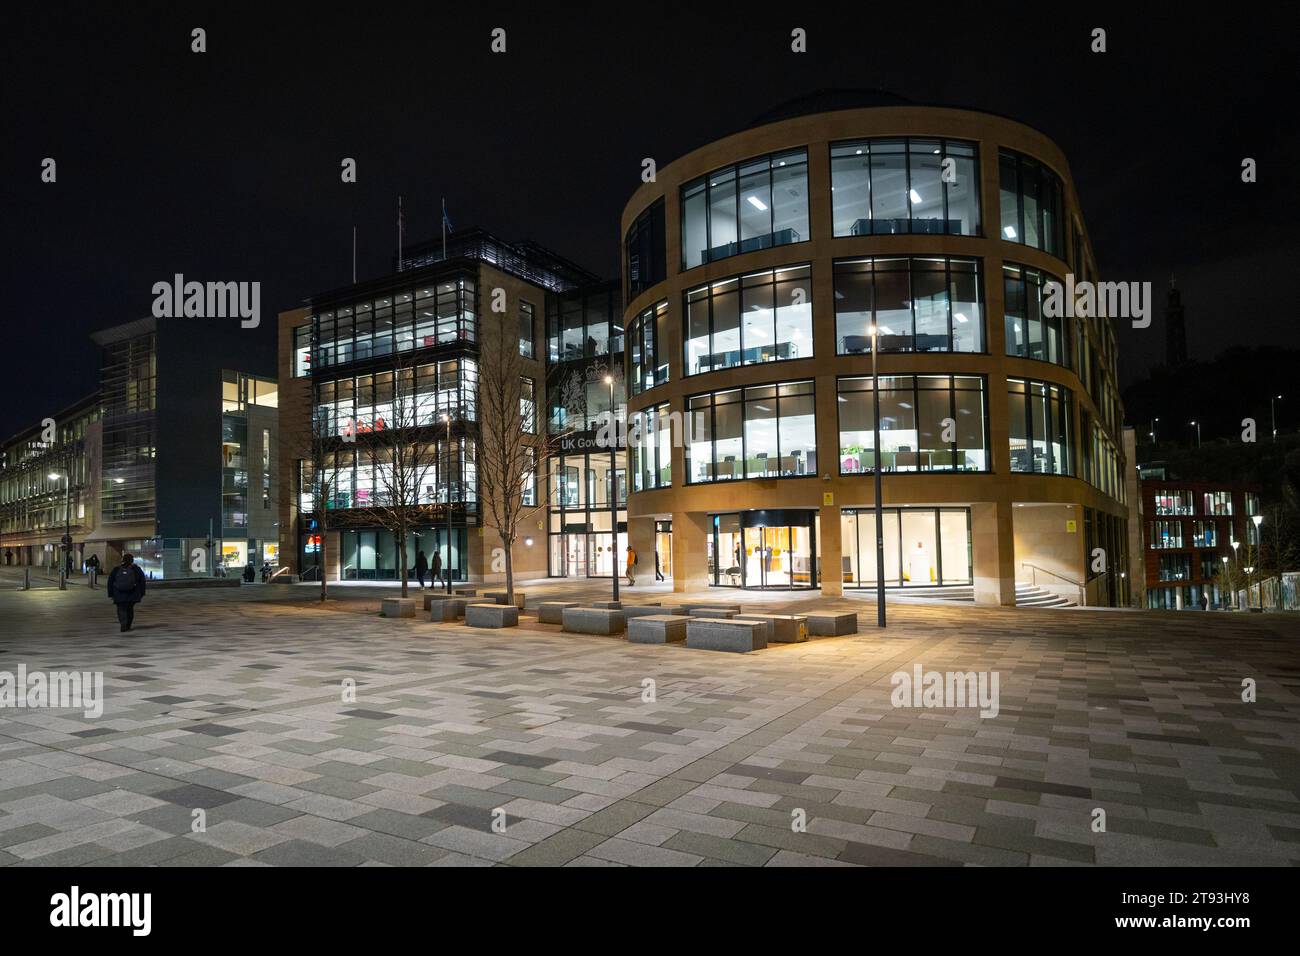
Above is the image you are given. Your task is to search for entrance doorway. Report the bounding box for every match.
[709,510,817,589]
[655,520,672,578]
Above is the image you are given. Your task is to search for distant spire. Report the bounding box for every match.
[1165,277,1187,366]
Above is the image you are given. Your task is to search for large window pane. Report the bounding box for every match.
[870,140,908,234]
[831,143,871,236]
[682,180,707,270]
[908,140,945,234]
[707,168,738,260]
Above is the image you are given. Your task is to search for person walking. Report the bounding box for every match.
[414,548,429,589]
[626,546,638,587]
[243,560,256,583]
[106,553,147,632]
[85,553,101,588]
[654,549,664,582]
[430,549,442,588]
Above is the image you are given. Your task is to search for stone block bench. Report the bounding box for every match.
[454,588,478,597]
[628,614,690,644]
[538,601,580,624]
[561,607,626,635]
[380,598,417,619]
[622,605,670,620]
[588,600,621,609]
[428,598,468,622]
[673,603,742,616]
[685,618,767,653]
[465,603,519,628]
[735,613,808,643]
[732,616,774,641]
[483,591,525,608]
[806,611,858,636]
[690,607,737,619]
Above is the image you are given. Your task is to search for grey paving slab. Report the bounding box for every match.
[1,578,1297,866]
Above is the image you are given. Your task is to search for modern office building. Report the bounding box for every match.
[2,319,279,578]
[620,93,1129,605]
[0,393,101,571]
[84,317,279,577]
[278,229,624,584]
[1137,466,1262,609]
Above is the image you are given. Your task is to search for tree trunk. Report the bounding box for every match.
[398,515,409,597]
[503,532,514,605]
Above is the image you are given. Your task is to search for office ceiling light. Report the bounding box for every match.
[746,196,768,211]
[1003,226,1017,239]
[954,313,969,323]
[909,189,922,204]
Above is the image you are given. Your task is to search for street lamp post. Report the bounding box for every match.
[1189,420,1201,448]
[605,375,619,602]
[1220,555,1228,609]
[1230,539,1240,608]
[442,413,453,594]
[1149,417,1159,444]
[870,323,886,629]
[1271,394,1282,441]
[48,463,71,589]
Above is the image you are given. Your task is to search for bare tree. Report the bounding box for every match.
[477,318,550,605]
[350,356,440,598]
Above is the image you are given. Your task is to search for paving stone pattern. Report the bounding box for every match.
[1,578,1298,866]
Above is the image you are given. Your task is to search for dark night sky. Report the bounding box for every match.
[3,3,1296,439]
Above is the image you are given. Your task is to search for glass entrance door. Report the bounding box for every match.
[713,511,817,590]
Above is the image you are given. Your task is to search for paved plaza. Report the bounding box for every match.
[1,575,1299,867]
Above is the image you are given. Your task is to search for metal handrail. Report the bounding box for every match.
[1020,561,1087,604]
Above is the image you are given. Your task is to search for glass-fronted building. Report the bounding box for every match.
[619,94,1129,606]
[279,229,616,585]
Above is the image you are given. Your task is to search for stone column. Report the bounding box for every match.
[820,501,843,597]
[672,511,710,593]
[972,501,1015,606]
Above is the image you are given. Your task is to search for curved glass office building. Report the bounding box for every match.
[621,97,1129,605]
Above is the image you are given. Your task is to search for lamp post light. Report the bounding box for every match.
[1189,420,1201,449]
[442,412,453,594]
[1149,417,1159,444]
[48,466,72,588]
[605,375,619,602]
[869,323,886,629]
[1271,395,1282,441]
[1220,555,1228,609]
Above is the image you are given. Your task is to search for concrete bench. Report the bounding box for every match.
[380,598,417,619]
[465,603,519,628]
[428,598,468,622]
[690,607,737,619]
[628,614,690,644]
[806,611,858,636]
[622,605,670,620]
[734,613,807,643]
[483,591,525,608]
[732,616,774,641]
[538,601,581,624]
[672,603,742,615]
[562,607,626,635]
[685,619,767,653]
[588,600,622,609]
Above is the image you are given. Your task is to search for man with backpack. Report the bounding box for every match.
[107,553,147,632]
